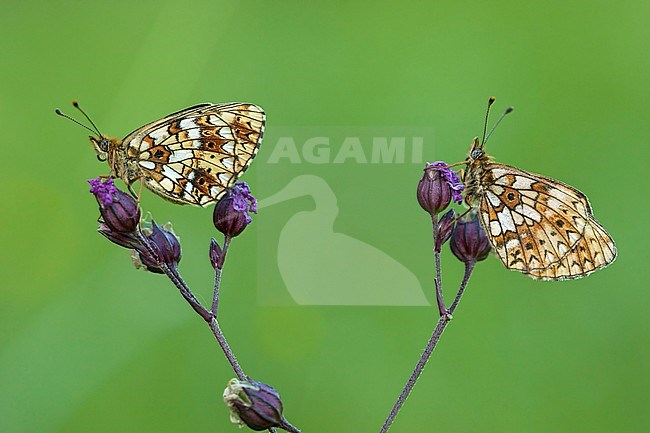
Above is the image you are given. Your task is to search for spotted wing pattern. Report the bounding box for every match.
[477,163,616,280]
[526,219,617,280]
[121,103,265,206]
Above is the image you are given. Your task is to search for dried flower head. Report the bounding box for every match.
[417,162,464,215]
[450,213,491,264]
[223,379,284,431]
[213,182,257,238]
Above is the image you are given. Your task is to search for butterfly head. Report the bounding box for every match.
[468,137,486,161]
[89,136,110,161]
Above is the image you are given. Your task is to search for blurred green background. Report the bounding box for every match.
[1,1,648,432]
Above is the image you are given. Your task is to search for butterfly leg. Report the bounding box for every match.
[447,160,469,168]
[452,207,473,223]
[127,178,145,204]
[137,178,144,203]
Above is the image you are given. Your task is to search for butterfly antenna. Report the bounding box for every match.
[55,108,99,136]
[71,100,103,137]
[480,96,496,146]
[483,106,514,146]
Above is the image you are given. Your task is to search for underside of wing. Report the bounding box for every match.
[122,103,265,206]
[478,163,602,274]
[485,163,594,219]
[525,218,617,280]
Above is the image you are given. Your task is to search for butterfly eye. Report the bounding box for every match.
[99,138,110,152]
[471,148,484,159]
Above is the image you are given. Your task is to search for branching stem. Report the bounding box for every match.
[379,224,476,433]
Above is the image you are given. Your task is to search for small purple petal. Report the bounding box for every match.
[232,194,249,212]
[234,182,258,213]
[451,189,464,204]
[88,177,119,206]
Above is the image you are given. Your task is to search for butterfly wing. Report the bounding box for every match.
[122,103,265,206]
[478,163,615,278]
[526,218,617,280]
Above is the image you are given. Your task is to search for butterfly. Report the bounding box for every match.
[57,101,265,207]
[461,98,617,280]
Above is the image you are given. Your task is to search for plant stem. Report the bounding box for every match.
[168,267,212,321]
[449,262,474,315]
[212,236,231,316]
[136,232,246,378]
[279,419,302,433]
[379,313,452,433]
[208,317,246,380]
[431,213,446,316]
[379,258,475,433]
[136,232,211,321]
[136,231,293,433]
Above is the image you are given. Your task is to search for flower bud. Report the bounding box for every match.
[213,182,257,238]
[417,162,464,215]
[209,238,223,270]
[223,379,284,431]
[145,221,181,270]
[97,221,139,249]
[130,248,164,274]
[89,177,140,233]
[435,209,456,252]
[450,213,491,264]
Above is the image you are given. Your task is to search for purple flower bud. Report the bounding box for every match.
[417,162,464,215]
[223,379,284,431]
[97,221,140,249]
[89,178,140,233]
[435,209,456,253]
[209,238,223,270]
[132,246,165,274]
[213,182,257,238]
[145,221,182,270]
[450,213,491,264]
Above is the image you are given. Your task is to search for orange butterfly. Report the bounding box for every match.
[58,102,265,207]
[462,98,616,280]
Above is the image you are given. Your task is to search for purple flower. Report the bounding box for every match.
[427,162,464,204]
[417,162,464,215]
[213,182,257,237]
[232,182,258,215]
[88,177,119,206]
[90,181,141,234]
